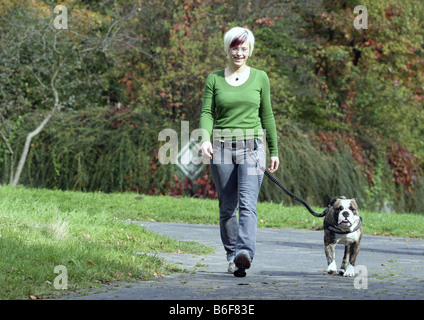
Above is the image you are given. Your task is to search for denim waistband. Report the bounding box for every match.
[213,138,260,150]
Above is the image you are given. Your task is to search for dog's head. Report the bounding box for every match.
[326,196,360,231]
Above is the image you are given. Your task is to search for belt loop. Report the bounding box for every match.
[213,140,221,150]
[244,138,253,152]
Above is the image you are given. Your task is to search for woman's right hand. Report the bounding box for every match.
[200,141,213,159]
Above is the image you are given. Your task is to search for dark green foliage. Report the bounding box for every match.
[1,0,424,214]
[4,108,174,194]
[259,123,368,207]
[3,112,423,213]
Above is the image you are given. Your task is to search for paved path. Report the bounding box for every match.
[64,221,424,300]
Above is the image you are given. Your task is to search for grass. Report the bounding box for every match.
[0,186,213,300]
[119,193,424,239]
[1,185,424,299]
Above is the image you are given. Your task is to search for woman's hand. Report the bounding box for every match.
[268,156,279,173]
[200,141,213,159]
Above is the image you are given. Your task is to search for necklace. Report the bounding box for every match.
[234,66,247,81]
[226,66,248,83]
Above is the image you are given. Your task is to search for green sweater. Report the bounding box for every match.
[199,67,278,157]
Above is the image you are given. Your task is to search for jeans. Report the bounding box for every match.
[210,139,265,262]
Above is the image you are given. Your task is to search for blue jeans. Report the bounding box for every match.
[210,139,265,262]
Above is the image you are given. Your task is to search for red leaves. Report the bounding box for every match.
[386,141,420,193]
[313,130,421,193]
[103,105,138,130]
[255,16,275,27]
[166,173,216,199]
[193,174,217,199]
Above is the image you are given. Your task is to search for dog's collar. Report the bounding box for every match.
[324,217,362,234]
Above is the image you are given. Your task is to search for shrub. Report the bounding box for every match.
[3,113,424,213]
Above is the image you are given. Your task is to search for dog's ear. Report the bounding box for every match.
[329,196,345,207]
[329,197,338,206]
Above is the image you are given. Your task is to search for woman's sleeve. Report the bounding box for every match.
[259,71,279,157]
[199,73,215,142]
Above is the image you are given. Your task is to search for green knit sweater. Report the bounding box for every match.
[199,67,278,157]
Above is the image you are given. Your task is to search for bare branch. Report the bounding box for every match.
[102,6,138,53]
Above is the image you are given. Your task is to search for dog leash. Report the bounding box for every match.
[244,141,364,234]
[263,165,364,233]
[262,168,329,217]
[208,140,329,218]
[247,142,329,218]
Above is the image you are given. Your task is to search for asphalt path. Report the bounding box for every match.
[63,221,424,301]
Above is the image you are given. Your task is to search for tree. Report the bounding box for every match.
[0,0,138,185]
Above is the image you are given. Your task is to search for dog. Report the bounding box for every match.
[324,196,363,277]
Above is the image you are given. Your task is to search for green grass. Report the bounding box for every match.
[114,193,424,239]
[0,186,213,300]
[1,185,424,299]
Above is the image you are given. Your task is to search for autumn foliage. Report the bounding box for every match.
[1,0,424,212]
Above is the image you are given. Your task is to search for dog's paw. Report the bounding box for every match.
[341,264,355,277]
[327,261,337,274]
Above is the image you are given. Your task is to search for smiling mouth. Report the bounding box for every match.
[340,219,351,225]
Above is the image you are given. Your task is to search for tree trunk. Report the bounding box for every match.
[11,105,58,186]
[0,131,14,184]
[11,65,61,186]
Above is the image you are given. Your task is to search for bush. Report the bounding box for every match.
[3,112,424,213]
[260,123,424,213]
[259,123,368,208]
[3,107,175,194]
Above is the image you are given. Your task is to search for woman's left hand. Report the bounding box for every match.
[268,156,279,173]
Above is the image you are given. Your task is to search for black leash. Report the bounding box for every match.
[246,140,329,218]
[263,167,364,234]
[262,169,328,218]
[208,140,360,230]
[264,168,364,234]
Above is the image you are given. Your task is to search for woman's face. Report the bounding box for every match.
[228,41,249,69]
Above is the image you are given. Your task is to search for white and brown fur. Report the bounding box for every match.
[324,196,362,277]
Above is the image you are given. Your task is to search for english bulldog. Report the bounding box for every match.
[324,196,363,277]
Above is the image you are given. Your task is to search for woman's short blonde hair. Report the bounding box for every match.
[223,27,255,58]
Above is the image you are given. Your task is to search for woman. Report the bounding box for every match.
[199,27,279,277]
